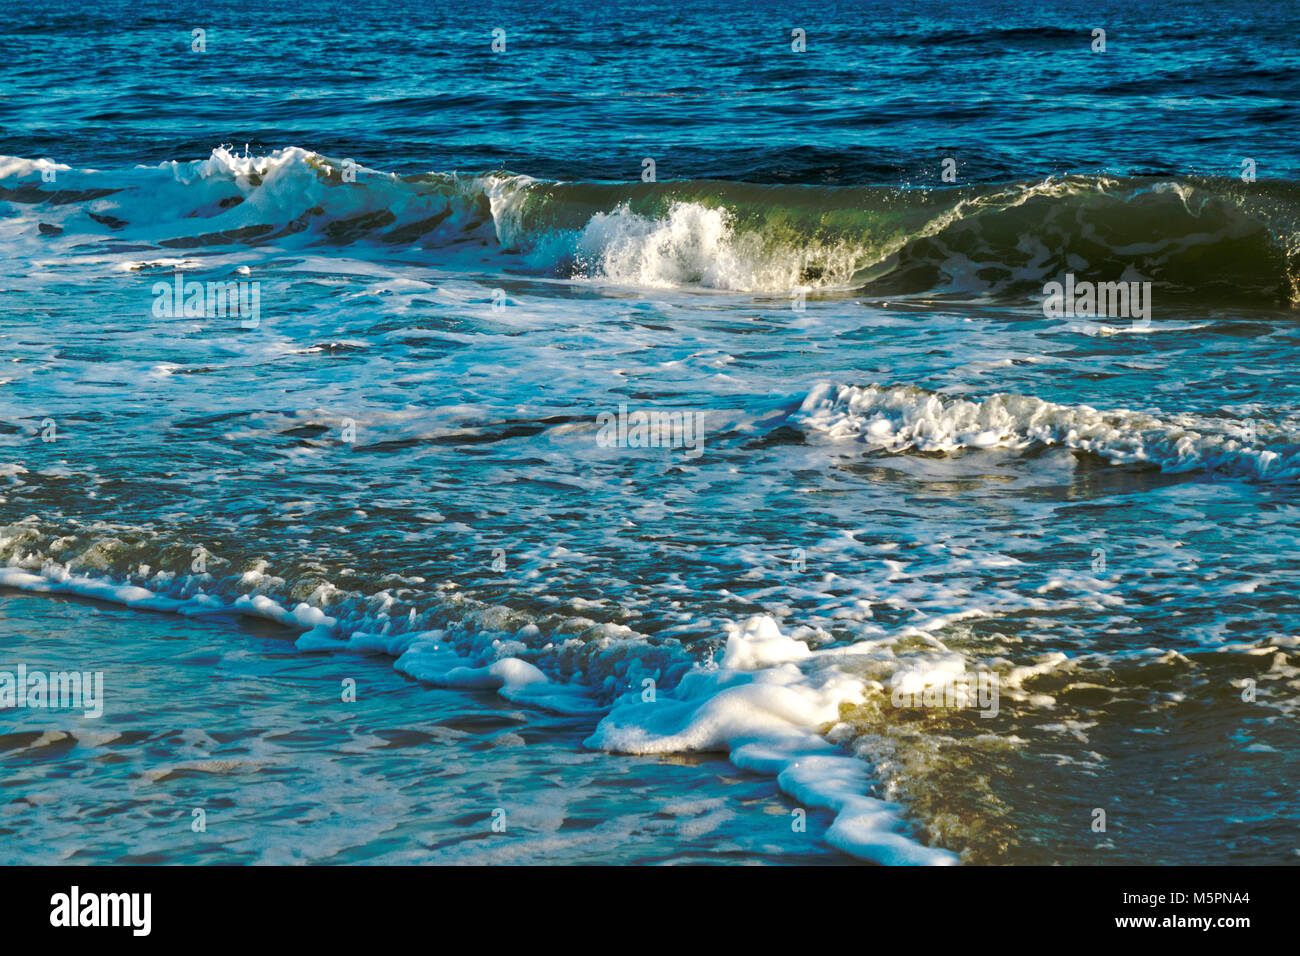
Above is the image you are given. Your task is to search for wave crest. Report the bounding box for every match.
[796,383,1300,481]
[3,146,1298,300]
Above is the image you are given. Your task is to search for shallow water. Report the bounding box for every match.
[2,0,1299,865]
[1,591,845,864]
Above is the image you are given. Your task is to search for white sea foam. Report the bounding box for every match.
[569,202,750,290]
[587,615,958,864]
[796,383,1300,481]
[0,557,956,864]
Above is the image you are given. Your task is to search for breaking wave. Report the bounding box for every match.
[3,146,1298,301]
[796,383,1300,481]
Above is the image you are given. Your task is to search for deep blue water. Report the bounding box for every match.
[4,0,1299,181]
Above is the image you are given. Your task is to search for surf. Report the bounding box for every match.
[3,146,1298,304]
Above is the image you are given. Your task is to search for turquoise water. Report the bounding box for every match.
[2,0,1299,864]
[1,591,839,864]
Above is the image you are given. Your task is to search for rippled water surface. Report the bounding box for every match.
[2,0,1299,864]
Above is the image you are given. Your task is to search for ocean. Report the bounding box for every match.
[2,0,1298,865]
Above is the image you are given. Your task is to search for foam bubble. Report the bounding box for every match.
[797,382,1300,481]
[587,615,958,865]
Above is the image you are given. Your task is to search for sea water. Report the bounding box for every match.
[2,0,1299,864]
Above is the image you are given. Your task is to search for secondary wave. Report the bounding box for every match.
[796,383,1300,482]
